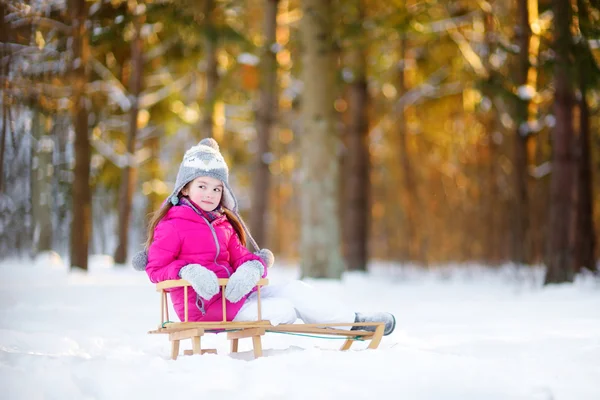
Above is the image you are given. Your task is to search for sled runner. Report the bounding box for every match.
[148,278,386,360]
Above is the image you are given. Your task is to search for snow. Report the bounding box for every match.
[517,85,536,101]
[1,254,599,400]
[238,53,260,66]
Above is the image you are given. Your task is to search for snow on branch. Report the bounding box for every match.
[529,161,551,179]
[419,10,482,34]
[91,125,155,169]
[144,36,178,63]
[448,29,489,78]
[91,135,136,169]
[89,57,131,111]
[19,59,69,76]
[367,68,456,138]
[87,80,131,112]
[9,16,70,34]
[4,77,71,99]
[0,43,60,58]
[139,72,192,109]
[395,67,450,110]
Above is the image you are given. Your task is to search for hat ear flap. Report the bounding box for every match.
[221,182,238,212]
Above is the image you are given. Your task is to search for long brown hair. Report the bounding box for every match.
[144,197,246,249]
[222,207,246,247]
[144,201,174,249]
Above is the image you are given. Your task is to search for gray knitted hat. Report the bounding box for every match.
[167,137,264,253]
[169,138,238,212]
[131,138,276,271]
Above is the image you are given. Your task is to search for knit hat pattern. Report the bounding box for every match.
[168,138,238,212]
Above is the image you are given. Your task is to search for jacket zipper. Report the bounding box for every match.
[182,201,231,315]
[199,215,231,278]
[196,296,206,315]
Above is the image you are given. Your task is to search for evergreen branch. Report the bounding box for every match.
[9,16,70,34]
[139,72,193,109]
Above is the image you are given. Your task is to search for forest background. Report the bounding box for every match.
[1,0,599,284]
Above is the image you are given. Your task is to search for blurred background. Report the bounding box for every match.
[0,0,598,284]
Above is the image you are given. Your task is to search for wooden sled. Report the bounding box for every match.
[148,278,386,360]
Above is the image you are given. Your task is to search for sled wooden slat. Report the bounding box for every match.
[163,291,169,321]
[268,324,378,338]
[184,349,217,355]
[150,278,388,359]
[160,289,165,324]
[156,278,269,291]
[252,335,263,358]
[227,327,265,340]
[169,328,204,341]
[340,339,354,351]
[257,285,262,321]
[367,324,385,349]
[149,320,272,332]
[184,285,188,322]
[221,285,227,322]
[168,328,206,360]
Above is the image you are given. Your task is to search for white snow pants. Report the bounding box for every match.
[232,280,356,329]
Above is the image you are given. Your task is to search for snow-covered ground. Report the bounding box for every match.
[1,254,599,400]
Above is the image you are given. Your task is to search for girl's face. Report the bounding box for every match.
[181,176,223,212]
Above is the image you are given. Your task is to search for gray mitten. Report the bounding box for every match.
[179,264,219,300]
[224,260,264,303]
[131,249,273,271]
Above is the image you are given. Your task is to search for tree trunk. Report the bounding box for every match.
[343,2,369,271]
[200,0,218,139]
[145,134,162,222]
[0,1,8,195]
[573,78,596,273]
[250,0,279,249]
[114,15,144,264]
[69,0,91,271]
[397,33,418,264]
[299,0,345,279]
[479,7,501,265]
[31,108,53,254]
[544,0,576,284]
[53,114,71,255]
[0,87,6,195]
[512,0,532,265]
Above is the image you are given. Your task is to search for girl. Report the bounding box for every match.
[134,138,395,334]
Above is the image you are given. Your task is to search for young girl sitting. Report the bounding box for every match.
[133,138,395,335]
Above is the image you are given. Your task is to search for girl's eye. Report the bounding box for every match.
[198,185,205,189]
[214,188,221,192]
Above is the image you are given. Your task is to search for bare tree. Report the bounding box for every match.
[69,0,92,271]
[200,0,219,139]
[114,12,144,264]
[511,0,535,265]
[545,0,577,284]
[396,32,419,264]
[574,65,596,273]
[250,0,279,248]
[299,0,345,278]
[343,1,369,271]
[0,2,8,195]
[31,108,53,254]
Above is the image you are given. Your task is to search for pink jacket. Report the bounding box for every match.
[145,204,267,322]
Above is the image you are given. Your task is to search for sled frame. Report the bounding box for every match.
[149,279,385,359]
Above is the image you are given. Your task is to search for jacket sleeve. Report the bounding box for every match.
[146,220,188,283]
[227,229,267,278]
